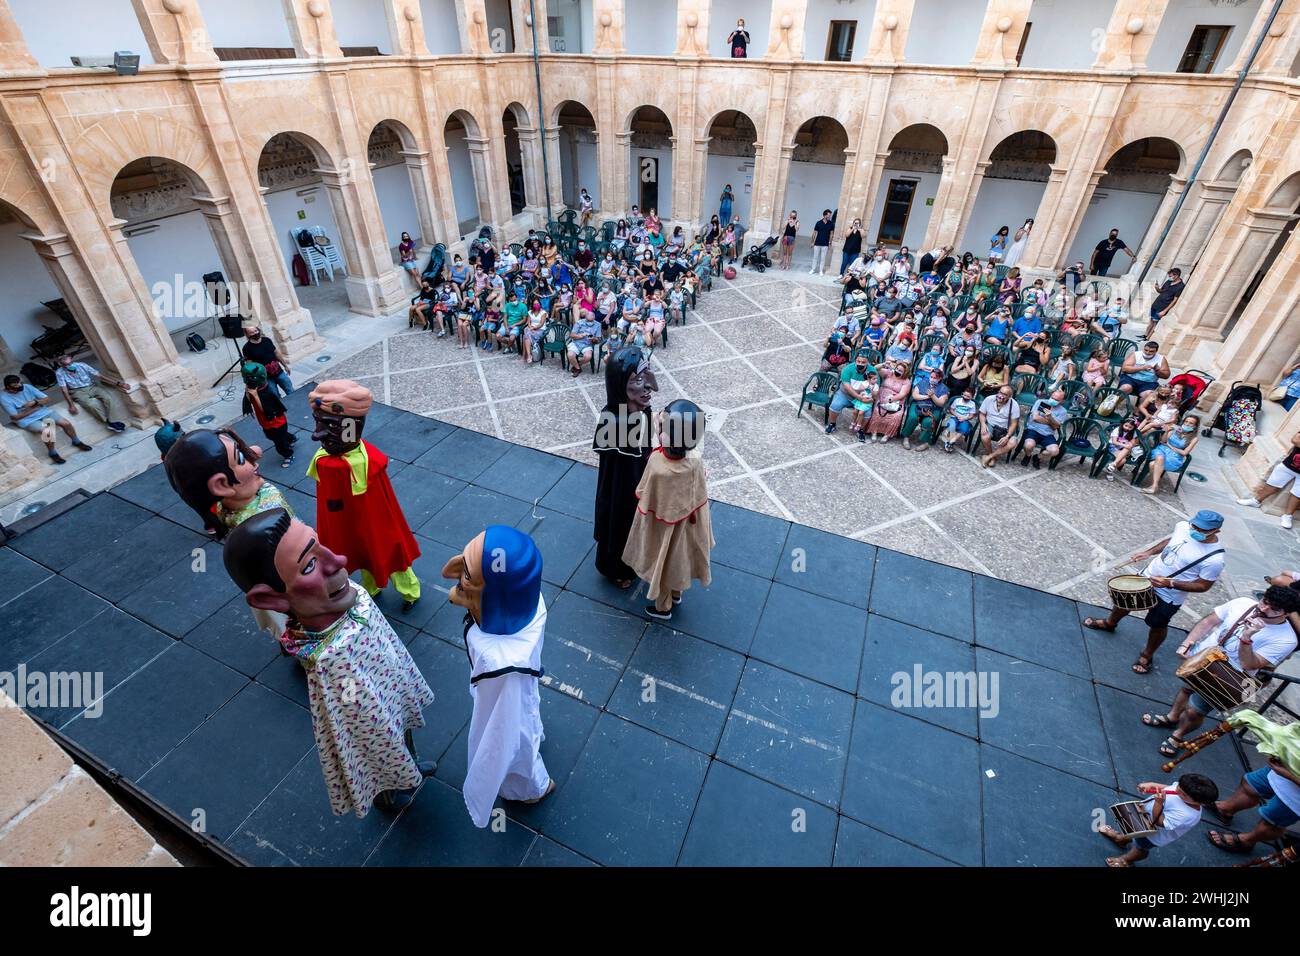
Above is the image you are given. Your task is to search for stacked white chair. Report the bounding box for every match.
[290,228,333,284]
[310,225,346,277]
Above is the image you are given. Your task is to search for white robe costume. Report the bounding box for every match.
[463,594,551,827]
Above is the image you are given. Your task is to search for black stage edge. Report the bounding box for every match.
[0,381,1287,872]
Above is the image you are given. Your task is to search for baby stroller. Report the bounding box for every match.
[1168,368,1215,415]
[742,235,777,272]
[1203,381,1263,457]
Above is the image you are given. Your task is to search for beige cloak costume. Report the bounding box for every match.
[622,447,714,603]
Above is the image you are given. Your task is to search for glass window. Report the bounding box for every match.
[826,21,856,62]
[1178,25,1231,74]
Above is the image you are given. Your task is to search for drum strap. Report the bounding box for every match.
[1164,548,1225,581]
[1217,608,1257,648]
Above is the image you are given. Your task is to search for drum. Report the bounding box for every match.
[1108,574,1157,612]
[1110,800,1156,838]
[1175,647,1258,714]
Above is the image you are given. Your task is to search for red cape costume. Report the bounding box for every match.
[312,440,420,588]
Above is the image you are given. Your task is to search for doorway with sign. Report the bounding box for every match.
[626,106,673,218]
[639,157,659,213]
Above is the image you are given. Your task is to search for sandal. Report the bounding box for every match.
[1131,654,1152,675]
[1104,856,1132,868]
[1206,802,1234,826]
[1141,713,1176,729]
[1158,735,1182,758]
[1207,830,1250,854]
[1083,617,1117,632]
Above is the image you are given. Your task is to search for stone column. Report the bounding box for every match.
[970,0,1032,68]
[383,0,431,57]
[767,0,808,60]
[771,144,796,227]
[1214,225,1300,389]
[844,72,893,237]
[1190,209,1291,333]
[455,0,492,54]
[75,224,200,421]
[130,0,220,65]
[283,0,344,59]
[834,148,858,240]
[1092,0,1168,71]
[512,125,546,213]
[1022,165,1074,269]
[612,129,633,218]
[591,0,625,55]
[399,149,441,248]
[191,194,319,360]
[511,0,550,53]
[921,156,958,251]
[675,0,710,57]
[543,124,565,212]
[317,166,407,315]
[0,0,40,72]
[749,68,792,236]
[862,0,915,65]
[690,136,711,228]
[180,77,320,358]
[1156,179,1237,275]
[1228,0,1300,77]
[926,75,1001,248]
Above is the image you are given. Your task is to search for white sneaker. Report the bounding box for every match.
[1283,515,1294,530]
[1237,497,1261,508]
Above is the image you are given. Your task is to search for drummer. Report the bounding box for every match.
[1084,510,1227,675]
[1141,587,1300,758]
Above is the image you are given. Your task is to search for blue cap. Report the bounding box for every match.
[1191,509,1224,530]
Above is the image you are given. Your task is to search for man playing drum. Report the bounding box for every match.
[1084,510,1227,675]
[1141,587,1300,758]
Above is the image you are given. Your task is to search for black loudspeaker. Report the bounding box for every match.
[186,333,206,353]
[204,271,231,311]
[218,314,245,340]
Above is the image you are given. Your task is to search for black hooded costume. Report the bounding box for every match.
[592,347,655,584]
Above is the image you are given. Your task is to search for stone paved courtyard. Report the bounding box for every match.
[325,266,1289,624]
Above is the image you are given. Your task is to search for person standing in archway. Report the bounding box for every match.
[1091,227,1137,277]
[728,19,751,58]
[1004,219,1032,268]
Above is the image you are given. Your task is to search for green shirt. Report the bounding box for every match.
[504,301,528,328]
[840,364,874,388]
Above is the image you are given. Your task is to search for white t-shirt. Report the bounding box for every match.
[1265,770,1300,815]
[1144,521,1224,605]
[979,395,1019,430]
[1143,790,1201,847]
[1191,597,1298,677]
[869,258,893,283]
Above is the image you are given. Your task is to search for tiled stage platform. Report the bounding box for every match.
[0,384,1276,867]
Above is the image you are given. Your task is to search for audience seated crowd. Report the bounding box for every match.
[805,239,1204,495]
[407,206,732,379]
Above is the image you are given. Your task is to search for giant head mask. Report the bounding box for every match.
[659,399,706,460]
[164,428,264,538]
[224,508,356,631]
[309,379,373,456]
[440,526,543,634]
[603,346,658,414]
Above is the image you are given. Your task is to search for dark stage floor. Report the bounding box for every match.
[0,383,1276,866]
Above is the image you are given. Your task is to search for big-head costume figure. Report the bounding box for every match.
[164,427,294,539]
[441,526,553,826]
[623,399,714,620]
[592,346,658,587]
[225,508,435,817]
[307,380,421,611]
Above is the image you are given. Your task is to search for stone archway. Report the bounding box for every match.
[961,130,1057,256]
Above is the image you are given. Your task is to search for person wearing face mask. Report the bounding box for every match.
[839,218,863,276]
[1019,387,1068,468]
[1084,510,1227,675]
[901,369,949,450]
[947,346,980,397]
[978,385,1020,467]
[1144,586,1300,762]
[1142,414,1200,495]
[241,325,293,397]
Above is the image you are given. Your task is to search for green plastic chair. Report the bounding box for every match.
[1051,416,1104,470]
[1088,386,1134,427]
[798,371,840,424]
[1108,337,1138,371]
[539,321,570,366]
